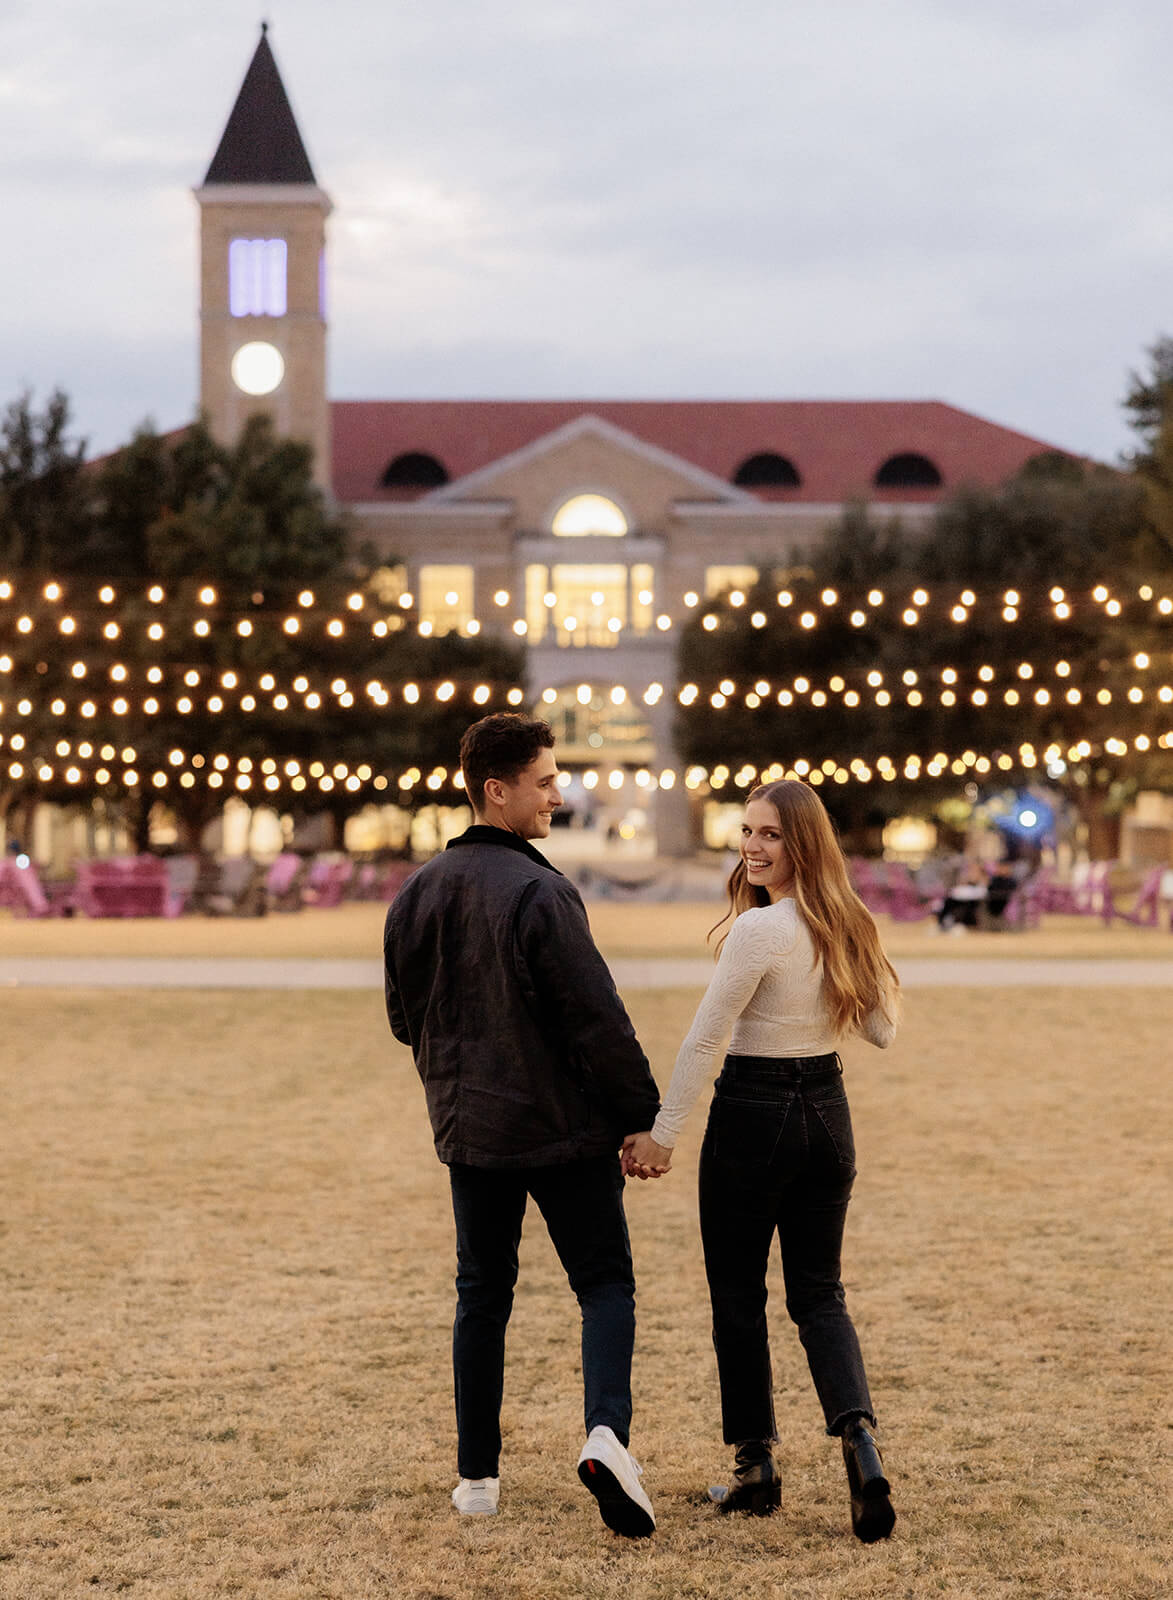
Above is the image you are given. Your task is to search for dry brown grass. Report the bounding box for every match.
[1,977,1169,1598]
[1,899,1171,963]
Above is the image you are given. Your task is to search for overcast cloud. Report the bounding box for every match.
[1,0,1171,462]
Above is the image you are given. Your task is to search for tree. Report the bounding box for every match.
[0,389,94,572]
[673,456,1172,843]
[913,455,1143,589]
[1123,336,1173,572]
[808,500,910,587]
[146,414,348,594]
[1,408,526,853]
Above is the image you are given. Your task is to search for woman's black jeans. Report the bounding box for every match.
[698,1052,877,1443]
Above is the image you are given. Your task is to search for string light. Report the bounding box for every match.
[4,579,1170,807]
[3,578,1172,651]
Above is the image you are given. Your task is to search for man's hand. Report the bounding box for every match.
[621,1131,673,1180]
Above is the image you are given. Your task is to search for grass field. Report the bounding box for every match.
[1,955,1170,1597]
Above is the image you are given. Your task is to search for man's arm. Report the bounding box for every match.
[382,909,411,1046]
[519,878,661,1132]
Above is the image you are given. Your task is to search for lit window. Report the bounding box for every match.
[705,565,758,599]
[551,494,627,537]
[631,564,654,634]
[540,686,653,762]
[229,239,288,316]
[418,566,474,634]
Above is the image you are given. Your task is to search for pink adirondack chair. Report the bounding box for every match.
[0,857,54,918]
[303,856,353,908]
[75,857,170,918]
[885,863,929,922]
[162,855,198,918]
[849,858,885,913]
[353,862,392,900]
[1072,861,1114,918]
[1001,873,1043,930]
[377,861,417,902]
[1027,865,1074,914]
[1101,865,1164,928]
[265,852,306,911]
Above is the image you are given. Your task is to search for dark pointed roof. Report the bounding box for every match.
[203,25,316,186]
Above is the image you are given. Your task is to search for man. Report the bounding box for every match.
[384,713,661,1537]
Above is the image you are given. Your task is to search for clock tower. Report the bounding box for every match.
[195,25,332,488]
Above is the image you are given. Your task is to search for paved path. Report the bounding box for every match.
[1,956,1171,990]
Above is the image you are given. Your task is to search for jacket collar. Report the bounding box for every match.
[446,824,563,875]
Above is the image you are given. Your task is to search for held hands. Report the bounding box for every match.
[621,1131,673,1181]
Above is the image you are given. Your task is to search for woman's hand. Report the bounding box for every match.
[621,1131,674,1180]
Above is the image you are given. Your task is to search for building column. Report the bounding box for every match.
[647,696,694,857]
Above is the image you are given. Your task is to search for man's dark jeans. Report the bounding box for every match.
[698,1053,877,1443]
[448,1155,636,1479]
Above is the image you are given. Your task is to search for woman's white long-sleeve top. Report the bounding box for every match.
[649,897,896,1149]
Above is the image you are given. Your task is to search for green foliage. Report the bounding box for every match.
[808,500,909,586]
[1122,334,1173,449]
[1123,336,1173,572]
[0,403,525,842]
[0,390,93,571]
[674,449,1172,826]
[912,459,1143,588]
[145,415,348,593]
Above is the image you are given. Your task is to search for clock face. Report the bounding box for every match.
[231,341,284,396]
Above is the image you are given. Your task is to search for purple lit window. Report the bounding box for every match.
[229,238,287,317]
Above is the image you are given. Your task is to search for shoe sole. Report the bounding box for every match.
[578,1457,655,1538]
[852,1478,895,1543]
[709,1481,780,1516]
[844,1431,894,1543]
[722,1484,780,1517]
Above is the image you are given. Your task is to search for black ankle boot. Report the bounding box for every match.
[707,1440,781,1516]
[840,1419,895,1543]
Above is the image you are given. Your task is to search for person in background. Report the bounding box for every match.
[384,713,661,1537]
[625,778,900,1541]
[935,858,988,933]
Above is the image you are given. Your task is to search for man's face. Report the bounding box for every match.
[497,747,564,838]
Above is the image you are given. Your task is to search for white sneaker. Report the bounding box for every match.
[577,1425,655,1537]
[452,1476,499,1515]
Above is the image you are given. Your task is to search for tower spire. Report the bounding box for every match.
[204,25,315,186]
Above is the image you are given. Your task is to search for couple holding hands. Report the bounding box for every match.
[384,714,899,1543]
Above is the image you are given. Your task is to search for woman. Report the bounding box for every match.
[625,779,899,1540]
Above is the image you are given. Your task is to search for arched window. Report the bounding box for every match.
[380,452,449,490]
[733,452,802,488]
[551,494,628,537]
[873,453,942,489]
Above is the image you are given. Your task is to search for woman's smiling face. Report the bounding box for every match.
[740,798,795,900]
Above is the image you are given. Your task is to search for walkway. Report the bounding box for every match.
[0,956,1171,989]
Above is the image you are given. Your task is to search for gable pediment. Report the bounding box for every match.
[420,413,757,522]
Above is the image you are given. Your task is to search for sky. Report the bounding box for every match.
[2,0,1171,464]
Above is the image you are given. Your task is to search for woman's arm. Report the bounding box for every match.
[858,998,898,1048]
[648,911,782,1147]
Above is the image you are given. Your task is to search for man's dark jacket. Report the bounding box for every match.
[384,826,660,1168]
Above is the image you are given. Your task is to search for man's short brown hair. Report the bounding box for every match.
[460,714,556,812]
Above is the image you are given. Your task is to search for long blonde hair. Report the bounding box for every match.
[710,779,899,1037]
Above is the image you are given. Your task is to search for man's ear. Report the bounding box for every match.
[482,776,507,809]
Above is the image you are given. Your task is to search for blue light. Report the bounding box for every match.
[1002,795,1054,839]
[15,852,30,869]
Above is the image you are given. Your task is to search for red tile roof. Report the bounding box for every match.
[329,399,1070,506]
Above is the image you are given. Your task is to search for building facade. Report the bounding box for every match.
[197,31,1069,854]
